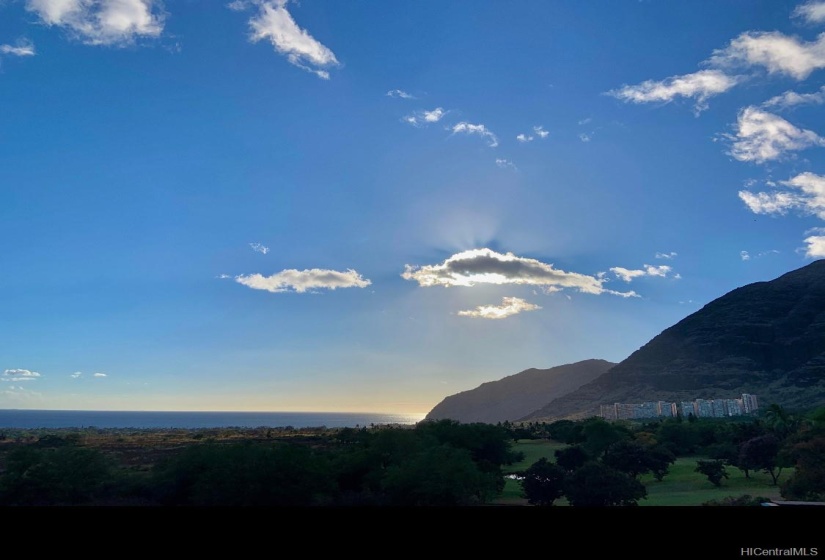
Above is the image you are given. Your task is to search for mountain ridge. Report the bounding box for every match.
[522,259,825,420]
[425,359,615,423]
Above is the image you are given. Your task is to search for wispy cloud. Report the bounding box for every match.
[741,249,779,261]
[249,242,270,255]
[403,107,446,127]
[726,107,825,163]
[607,69,740,113]
[739,172,825,218]
[710,31,825,80]
[793,1,825,24]
[248,0,339,79]
[70,371,82,378]
[93,372,107,377]
[402,248,638,297]
[387,89,415,99]
[655,252,678,260]
[579,133,592,143]
[495,158,517,171]
[610,264,674,282]
[25,0,165,46]
[762,86,825,110]
[235,268,371,293]
[457,297,541,320]
[516,126,547,143]
[2,368,41,382]
[0,41,36,56]
[451,122,499,148]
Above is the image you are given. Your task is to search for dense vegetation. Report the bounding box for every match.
[0,419,521,506]
[511,404,825,505]
[1,405,824,506]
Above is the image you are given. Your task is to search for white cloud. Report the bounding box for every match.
[607,69,740,112]
[403,107,446,127]
[422,108,445,122]
[738,190,804,215]
[517,126,547,142]
[93,372,107,377]
[740,250,752,261]
[217,273,232,279]
[794,2,825,25]
[727,107,825,163]
[762,86,825,109]
[451,122,499,148]
[248,0,339,80]
[457,297,541,320]
[0,41,36,56]
[804,232,825,257]
[610,267,646,282]
[26,0,165,46]
[235,268,371,293]
[70,371,82,378]
[711,31,825,80]
[495,158,517,171]
[249,242,270,254]
[655,252,677,259]
[610,264,673,282]
[739,172,825,218]
[578,118,592,125]
[387,89,415,99]
[402,248,638,297]
[579,133,592,143]
[2,369,41,382]
[227,1,250,11]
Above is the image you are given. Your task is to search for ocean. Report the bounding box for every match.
[0,410,427,429]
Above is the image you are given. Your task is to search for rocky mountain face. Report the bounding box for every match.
[523,260,825,421]
[425,359,615,423]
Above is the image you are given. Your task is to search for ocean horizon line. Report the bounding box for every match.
[0,409,428,429]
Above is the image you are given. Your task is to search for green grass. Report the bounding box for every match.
[495,439,566,504]
[640,457,786,506]
[495,440,787,506]
[504,439,566,473]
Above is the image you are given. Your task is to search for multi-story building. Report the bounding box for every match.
[600,394,759,421]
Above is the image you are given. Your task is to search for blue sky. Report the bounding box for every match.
[2,0,825,413]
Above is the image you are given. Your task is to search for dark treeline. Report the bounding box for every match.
[2,406,824,506]
[0,419,522,506]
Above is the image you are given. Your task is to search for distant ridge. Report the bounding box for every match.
[425,359,615,424]
[523,260,825,421]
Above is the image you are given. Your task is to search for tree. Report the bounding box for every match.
[580,418,629,459]
[781,436,825,501]
[603,441,676,481]
[520,458,566,506]
[554,445,589,472]
[739,435,786,486]
[381,444,499,506]
[0,446,115,505]
[763,404,794,439]
[695,459,729,487]
[563,462,646,506]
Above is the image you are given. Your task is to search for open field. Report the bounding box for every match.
[494,440,787,506]
[641,457,784,506]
